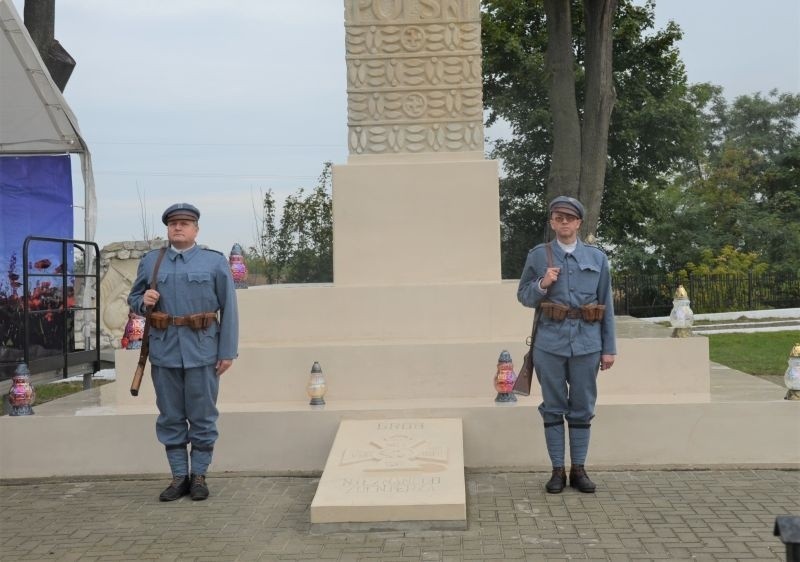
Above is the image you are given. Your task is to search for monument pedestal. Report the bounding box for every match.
[333,155,500,286]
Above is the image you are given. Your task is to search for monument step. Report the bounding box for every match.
[2,367,795,479]
[236,280,530,345]
[114,334,710,406]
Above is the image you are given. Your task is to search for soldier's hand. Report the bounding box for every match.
[540,267,561,288]
[600,354,615,371]
[143,289,160,307]
[216,359,233,376]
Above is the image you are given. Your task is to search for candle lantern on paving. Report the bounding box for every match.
[669,285,694,338]
[494,350,517,403]
[7,362,35,416]
[306,361,327,406]
[229,243,248,289]
[784,343,800,401]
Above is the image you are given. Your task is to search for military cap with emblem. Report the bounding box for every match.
[548,196,584,220]
[161,202,201,225]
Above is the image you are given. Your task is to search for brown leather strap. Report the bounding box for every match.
[528,241,554,345]
[136,247,167,368]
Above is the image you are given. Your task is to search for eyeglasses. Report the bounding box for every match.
[550,213,579,224]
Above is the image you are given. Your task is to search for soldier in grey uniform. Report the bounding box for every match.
[517,196,616,494]
[128,203,239,501]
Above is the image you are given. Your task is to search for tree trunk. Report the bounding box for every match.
[24,0,75,91]
[578,0,617,237]
[544,0,582,209]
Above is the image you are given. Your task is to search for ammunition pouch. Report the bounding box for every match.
[539,301,570,321]
[149,311,217,331]
[539,301,605,323]
[149,311,170,329]
[580,304,606,323]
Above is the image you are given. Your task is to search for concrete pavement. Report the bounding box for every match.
[2,468,798,561]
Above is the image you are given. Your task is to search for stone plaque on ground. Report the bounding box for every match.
[310,418,466,530]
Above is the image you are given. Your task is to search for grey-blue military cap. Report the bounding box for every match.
[161,202,200,225]
[548,196,584,219]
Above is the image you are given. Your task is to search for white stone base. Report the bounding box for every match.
[1,365,796,480]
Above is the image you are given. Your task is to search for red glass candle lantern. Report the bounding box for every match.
[494,350,517,403]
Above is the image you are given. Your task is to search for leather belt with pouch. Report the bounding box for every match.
[539,301,605,323]
[149,311,217,330]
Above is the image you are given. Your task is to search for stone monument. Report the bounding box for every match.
[12,0,794,489]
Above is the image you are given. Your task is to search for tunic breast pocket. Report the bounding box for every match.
[156,272,169,290]
[187,271,214,309]
[188,272,211,284]
[576,262,601,299]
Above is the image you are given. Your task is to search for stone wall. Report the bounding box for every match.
[74,240,166,351]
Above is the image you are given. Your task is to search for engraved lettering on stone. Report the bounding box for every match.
[377,422,424,430]
[341,476,442,494]
[348,0,477,24]
[340,433,449,470]
[374,0,404,20]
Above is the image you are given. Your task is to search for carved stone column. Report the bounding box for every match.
[335,0,500,285]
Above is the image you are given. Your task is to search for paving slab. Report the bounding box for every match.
[2,469,797,561]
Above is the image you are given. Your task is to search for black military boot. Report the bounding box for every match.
[569,465,596,493]
[545,467,567,494]
[159,475,190,502]
[190,474,209,501]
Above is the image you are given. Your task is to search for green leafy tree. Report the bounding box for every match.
[250,187,280,283]
[627,89,800,274]
[250,163,333,284]
[483,0,700,277]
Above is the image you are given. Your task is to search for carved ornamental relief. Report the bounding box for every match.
[344,0,484,155]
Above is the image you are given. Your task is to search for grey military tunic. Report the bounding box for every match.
[128,245,239,367]
[517,239,616,358]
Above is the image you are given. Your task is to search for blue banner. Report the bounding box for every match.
[0,155,74,374]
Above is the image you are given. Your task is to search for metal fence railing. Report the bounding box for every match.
[612,272,800,317]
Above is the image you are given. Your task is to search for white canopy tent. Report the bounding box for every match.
[0,0,96,242]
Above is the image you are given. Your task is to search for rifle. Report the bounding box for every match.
[130,247,167,397]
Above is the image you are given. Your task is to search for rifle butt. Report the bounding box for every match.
[130,364,145,397]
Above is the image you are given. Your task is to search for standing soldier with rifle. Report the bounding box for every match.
[517,196,616,494]
[128,203,239,502]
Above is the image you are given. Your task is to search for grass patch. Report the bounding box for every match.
[707,331,800,376]
[34,379,112,406]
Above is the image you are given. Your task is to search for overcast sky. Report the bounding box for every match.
[10,0,800,253]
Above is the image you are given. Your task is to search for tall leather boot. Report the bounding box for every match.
[545,467,567,494]
[569,464,596,493]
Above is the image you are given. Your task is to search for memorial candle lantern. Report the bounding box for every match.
[307,361,327,406]
[784,343,800,401]
[669,285,694,338]
[229,243,248,289]
[122,312,146,350]
[494,350,517,403]
[7,362,35,416]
